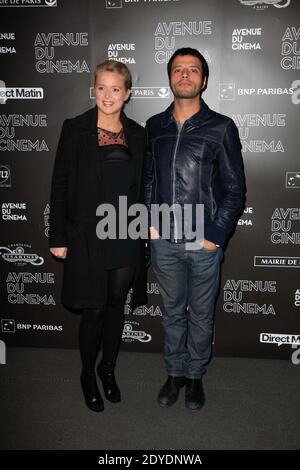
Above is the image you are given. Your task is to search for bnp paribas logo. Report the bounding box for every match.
[132,87,170,99]
[106,0,122,8]
[286,172,300,188]
[238,0,290,8]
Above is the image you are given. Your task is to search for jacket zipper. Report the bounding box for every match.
[208,166,216,221]
[172,122,183,242]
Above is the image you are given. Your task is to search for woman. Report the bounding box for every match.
[49,60,147,412]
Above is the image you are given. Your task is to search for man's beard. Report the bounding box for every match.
[171,83,202,99]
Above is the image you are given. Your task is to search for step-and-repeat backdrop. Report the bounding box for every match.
[0,0,299,361]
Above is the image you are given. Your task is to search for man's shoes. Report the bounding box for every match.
[97,365,121,403]
[185,378,205,411]
[80,373,104,412]
[157,375,186,407]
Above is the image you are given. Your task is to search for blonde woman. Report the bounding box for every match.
[49,60,147,412]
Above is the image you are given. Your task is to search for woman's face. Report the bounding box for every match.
[95,71,130,117]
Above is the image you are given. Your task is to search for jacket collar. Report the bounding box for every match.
[161,98,210,128]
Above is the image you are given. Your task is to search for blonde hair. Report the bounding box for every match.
[94,60,132,90]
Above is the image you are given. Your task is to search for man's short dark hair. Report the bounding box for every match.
[167,47,209,90]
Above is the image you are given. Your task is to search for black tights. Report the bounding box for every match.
[79,266,135,376]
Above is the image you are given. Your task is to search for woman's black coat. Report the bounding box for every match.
[49,105,147,310]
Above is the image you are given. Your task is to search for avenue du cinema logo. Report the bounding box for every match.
[106,42,136,64]
[232,113,285,153]
[1,319,62,334]
[125,284,162,316]
[1,202,27,221]
[237,206,254,227]
[0,244,44,266]
[122,321,152,343]
[238,0,290,10]
[218,82,294,100]
[34,32,89,74]
[0,0,57,6]
[0,32,16,54]
[154,20,212,64]
[232,27,262,51]
[223,279,277,316]
[0,114,48,152]
[270,207,300,245]
[5,271,55,305]
[281,26,300,70]
[0,164,11,187]
[286,172,300,188]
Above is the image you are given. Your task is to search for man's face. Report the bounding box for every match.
[170,54,206,100]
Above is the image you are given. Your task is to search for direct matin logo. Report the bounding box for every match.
[260,332,300,346]
[0,84,44,102]
[0,80,6,104]
[260,332,300,364]
[291,344,300,365]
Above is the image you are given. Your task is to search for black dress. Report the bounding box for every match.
[98,141,139,270]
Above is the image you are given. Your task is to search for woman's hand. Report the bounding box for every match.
[50,247,68,259]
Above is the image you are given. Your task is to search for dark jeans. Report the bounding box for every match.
[151,239,223,379]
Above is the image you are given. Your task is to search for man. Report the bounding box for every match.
[144,48,246,410]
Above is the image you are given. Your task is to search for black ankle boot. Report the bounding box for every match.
[97,365,121,403]
[185,379,205,411]
[80,373,104,412]
[157,375,186,407]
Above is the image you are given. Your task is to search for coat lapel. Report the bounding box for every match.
[87,106,102,186]
[121,112,145,197]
